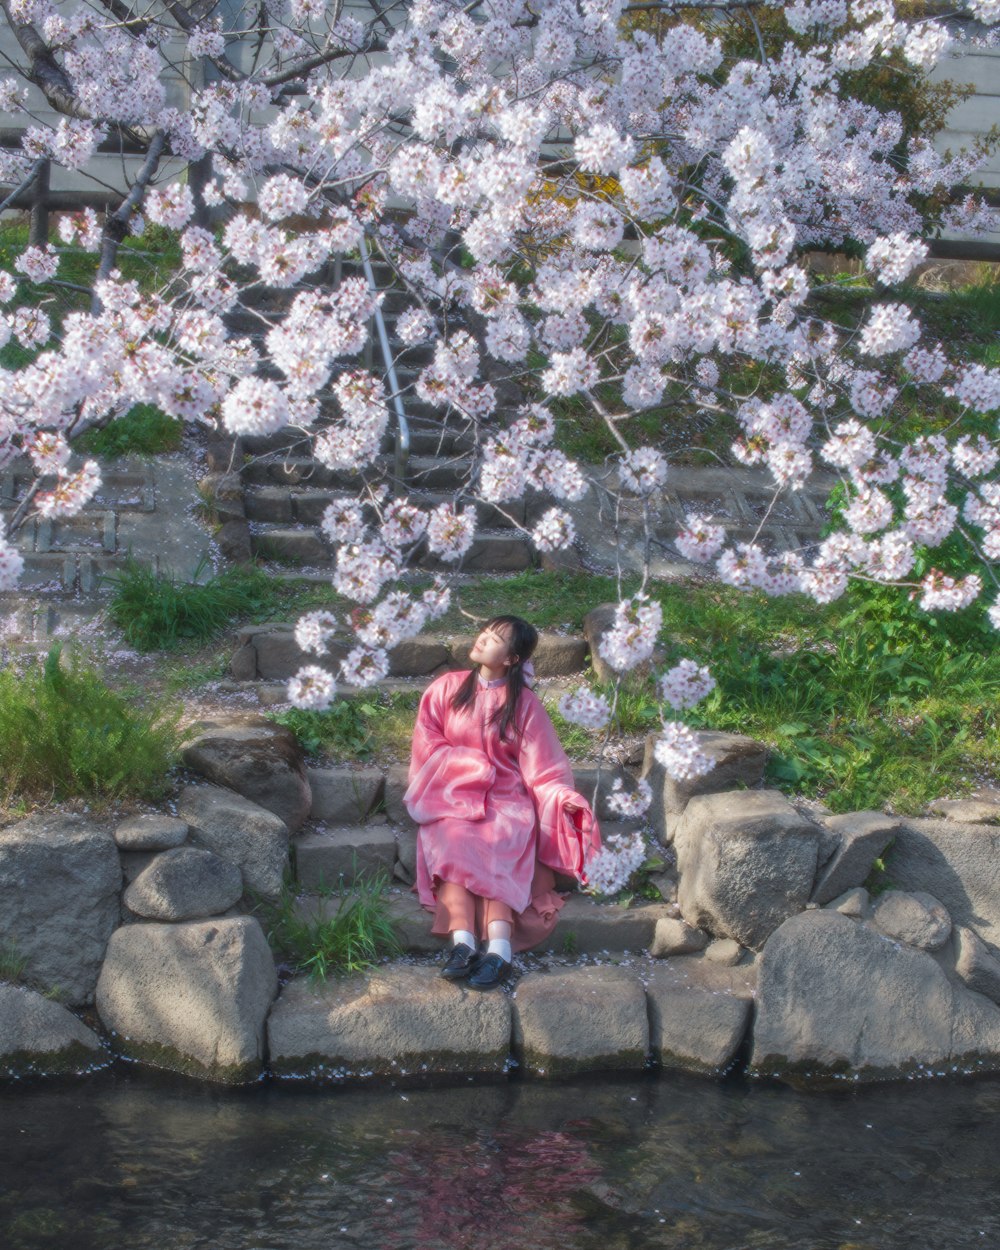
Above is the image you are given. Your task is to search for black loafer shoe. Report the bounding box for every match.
[439,942,480,980]
[466,952,512,990]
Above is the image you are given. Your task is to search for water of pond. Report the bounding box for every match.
[2,1068,998,1250]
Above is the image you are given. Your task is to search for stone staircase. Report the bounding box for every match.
[288,757,673,958]
[229,257,544,577]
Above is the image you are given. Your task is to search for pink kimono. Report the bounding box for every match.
[403,669,602,952]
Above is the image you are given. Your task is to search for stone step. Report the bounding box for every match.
[241,424,474,459]
[244,486,525,529]
[293,889,677,956]
[230,627,590,682]
[242,452,475,490]
[249,523,534,572]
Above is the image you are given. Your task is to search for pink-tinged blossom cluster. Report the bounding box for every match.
[918,571,983,612]
[659,660,716,711]
[286,666,336,711]
[598,597,663,672]
[557,687,612,731]
[294,610,339,656]
[607,777,653,820]
[675,514,726,564]
[653,723,715,782]
[583,831,647,897]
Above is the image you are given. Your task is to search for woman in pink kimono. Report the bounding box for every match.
[403,615,601,990]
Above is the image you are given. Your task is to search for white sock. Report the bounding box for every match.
[486,937,512,963]
[452,930,476,950]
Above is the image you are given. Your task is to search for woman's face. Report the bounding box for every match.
[469,621,516,669]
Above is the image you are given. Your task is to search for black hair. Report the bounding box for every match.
[450,614,539,743]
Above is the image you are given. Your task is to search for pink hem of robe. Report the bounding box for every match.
[403,669,602,952]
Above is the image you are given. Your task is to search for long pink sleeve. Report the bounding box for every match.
[516,694,601,881]
[402,678,496,825]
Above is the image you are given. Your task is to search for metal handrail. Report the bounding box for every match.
[359,235,410,492]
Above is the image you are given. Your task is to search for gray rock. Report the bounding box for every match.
[955,927,1000,1007]
[641,731,770,841]
[872,890,952,951]
[96,917,277,1084]
[885,817,1000,954]
[646,960,753,1074]
[674,790,820,951]
[177,784,289,901]
[114,814,189,852]
[0,815,120,1006]
[547,897,677,956]
[388,638,453,677]
[826,887,870,918]
[123,848,244,922]
[810,811,899,906]
[382,765,411,825]
[581,604,618,683]
[228,641,257,681]
[293,826,396,890]
[246,629,349,682]
[393,825,418,885]
[750,909,1000,1083]
[0,982,108,1077]
[704,938,744,966]
[181,715,311,832]
[306,767,384,824]
[119,850,157,885]
[649,917,707,957]
[511,966,648,1076]
[530,635,590,677]
[928,798,1000,824]
[267,965,511,1079]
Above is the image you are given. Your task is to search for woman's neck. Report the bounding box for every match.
[478,662,506,682]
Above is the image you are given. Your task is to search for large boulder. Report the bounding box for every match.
[511,966,648,1076]
[96,917,277,1084]
[674,790,820,951]
[177,784,289,901]
[810,811,899,906]
[646,958,754,1075]
[641,731,770,841]
[0,815,120,1006]
[0,982,109,1078]
[954,927,1000,1006]
[181,715,311,832]
[123,848,244,922]
[750,909,1000,1084]
[306,767,384,824]
[885,817,1000,954]
[267,965,510,1079]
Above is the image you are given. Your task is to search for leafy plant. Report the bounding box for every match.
[268,700,374,759]
[0,646,180,802]
[104,557,286,651]
[254,870,402,981]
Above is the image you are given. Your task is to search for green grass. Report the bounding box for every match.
[0,939,27,983]
[438,567,1000,816]
[253,869,403,981]
[0,646,180,803]
[74,404,182,459]
[269,689,422,763]
[104,558,295,651]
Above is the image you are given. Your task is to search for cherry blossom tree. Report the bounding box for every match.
[0,0,999,870]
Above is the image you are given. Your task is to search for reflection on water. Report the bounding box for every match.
[1,1069,999,1250]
